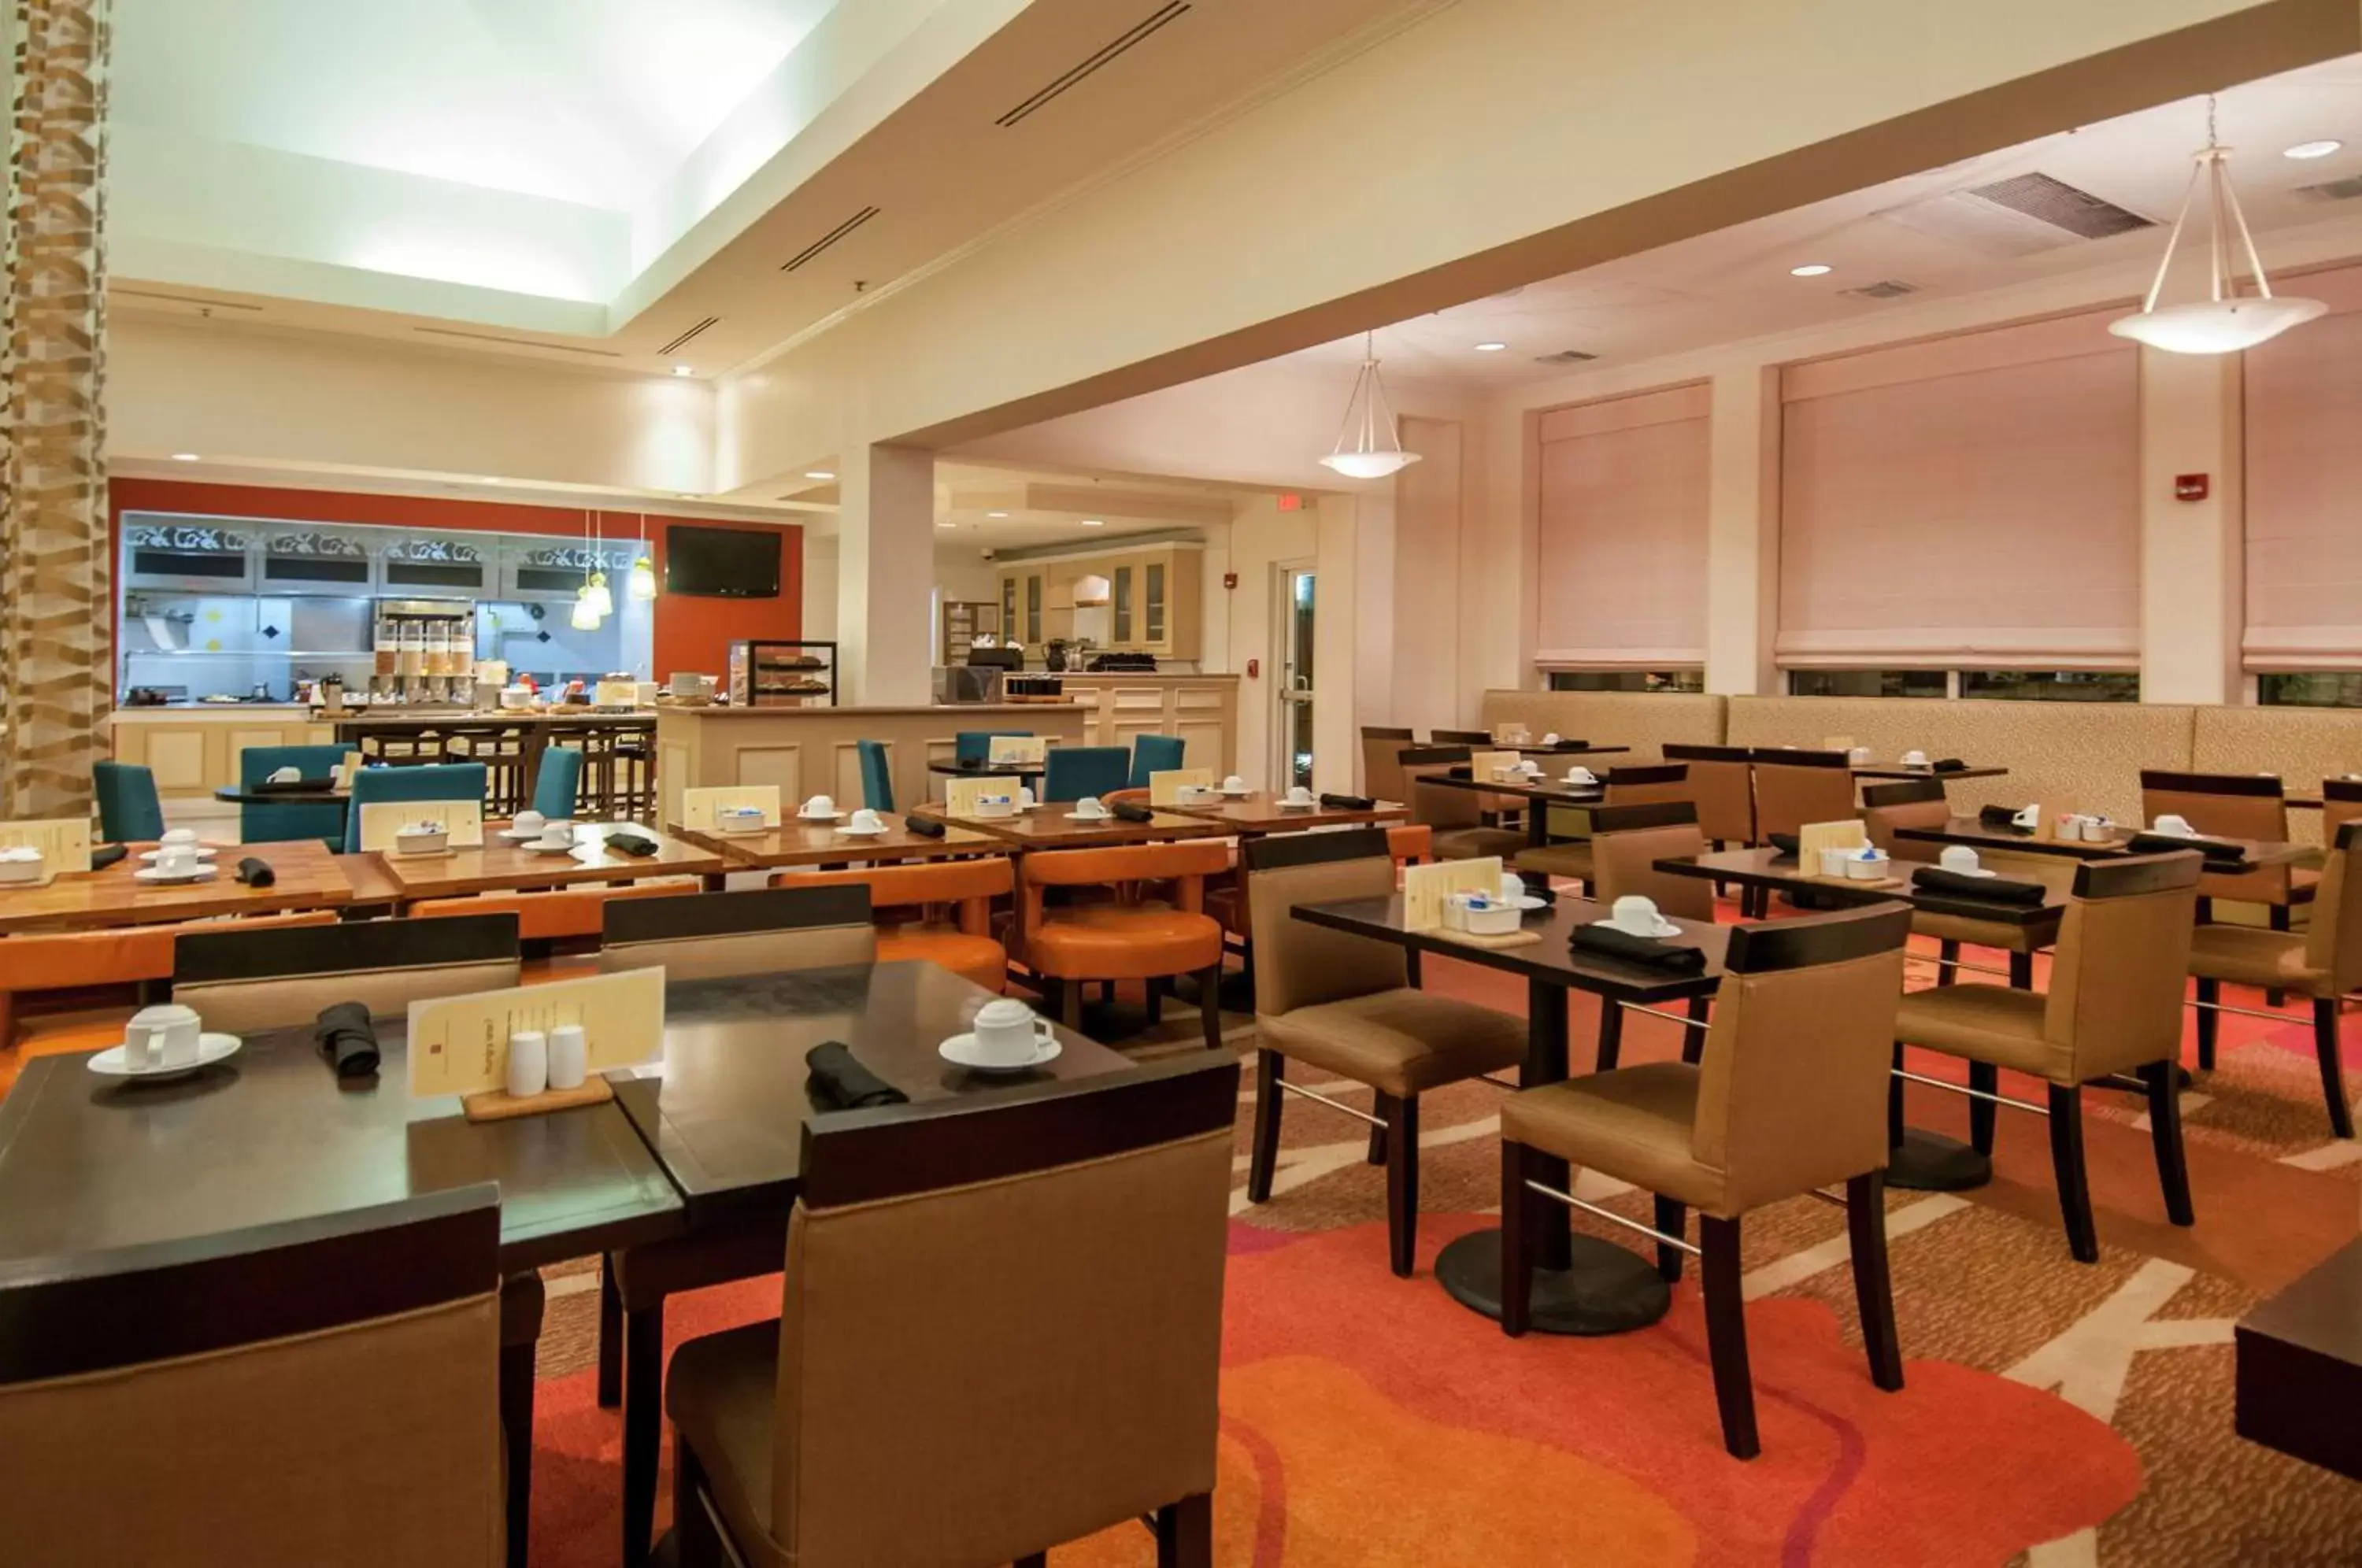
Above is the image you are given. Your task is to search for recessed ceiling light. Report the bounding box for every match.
[804,470,835,481]
[1079,519,1104,527]
[169,452,199,461]
[986,510,1010,518]
[2284,139,2343,160]
[1473,341,1507,352]
[670,364,694,377]
[1790,263,1834,278]
[676,493,698,501]
[481,476,503,485]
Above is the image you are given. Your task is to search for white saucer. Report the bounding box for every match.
[87,1032,242,1082]
[499,827,546,841]
[1217,786,1252,797]
[1068,812,1112,823]
[139,845,219,862]
[797,811,842,823]
[939,1030,1062,1074]
[835,825,888,837]
[1276,798,1317,810]
[1501,894,1549,911]
[1563,776,1597,788]
[523,840,580,855]
[134,865,217,884]
[1602,916,1682,939]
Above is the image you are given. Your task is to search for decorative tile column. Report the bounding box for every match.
[2,0,113,818]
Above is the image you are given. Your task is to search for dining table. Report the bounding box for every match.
[1847,763,2012,782]
[1893,815,2319,867]
[365,819,727,904]
[1290,891,1731,1336]
[672,811,1005,871]
[939,804,1231,849]
[1155,790,1410,834]
[0,838,364,935]
[1416,770,1607,848]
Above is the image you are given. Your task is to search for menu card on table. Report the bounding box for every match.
[1470,749,1523,783]
[408,967,667,1099]
[946,775,1020,815]
[1404,856,1505,932]
[1797,818,1868,865]
[1492,723,1531,745]
[680,785,782,830]
[0,818,91,874]
[1149,768,1214,805]
[987,735,1049,767]
[357,799,484,852]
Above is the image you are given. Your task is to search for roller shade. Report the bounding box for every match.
[1777,312,2139,669]
[2243,264,2362,671]
[1533,383,1709,668]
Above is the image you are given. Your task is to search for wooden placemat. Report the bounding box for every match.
[461,1075,615,1122]
[1430,925,1546,950]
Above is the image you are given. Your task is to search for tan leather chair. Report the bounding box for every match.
[1590,801,1714,923]
[1516,764,1691,885]
[1893,852,2202,1263]
[1361,725,1414,804]
[599,883,876,982]
[0,1185,505,1567]
[2323,777,2362,843]
[1863,778,2054,991]
[413,880,690,943]
[172,912,521,1034]
[1402,745,1526,862]
[2186,818,2360,1137]
[1499,904,1913,1459]
[0,912,335,1065]
[1429,729,1494,745]
[665,1056,1238,1568]
[1750,748,1857,841]
[1664,742,1756,849]
[1243,827,1527,1276]
[2140,772,2314,1007]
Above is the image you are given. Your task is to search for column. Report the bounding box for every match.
[2138,349,2243,705]
[834,443,936,705]
[1703,364,1780,696]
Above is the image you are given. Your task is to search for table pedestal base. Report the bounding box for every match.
[1887,1127,1992,1191]
[1435,1228,1671,1336]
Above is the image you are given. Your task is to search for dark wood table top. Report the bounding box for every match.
[671,812,1005,869]
[942,807,1230,850]
[1848,764,2011,782]
[1657,847,2072,927]
[213,784,351,805]
[1290,893,1727,1004]
[606,961,1135,1226]
[1508,743,1631,759]
[0,1023,683,1275]
[1156,791,1409,833]
[371,821,725,900]
[1417,772,1605,806]
[926,760,1046,779]
[2236,1236,2362,1481]
[1894,816,2317,867]
[0,839,361,936]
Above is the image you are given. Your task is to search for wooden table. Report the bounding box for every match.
[1156,791,1409,834]
[1849,764,2011,782]
[1419,771,1605,847]
[213,784,350,806]
[1292,892,1729,1336]
[672,812,1004,871]
[1656,846,2074,930]
[942,806,1230,849]
[0,839,362,935]
[367,821,726,903]
[1894,816,2317,867]
[2236,1236,2362,1481]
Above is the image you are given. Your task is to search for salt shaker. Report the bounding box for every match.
[506,1029,548,1099]
[547,1023,587,1091]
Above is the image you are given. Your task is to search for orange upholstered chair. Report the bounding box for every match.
[1020,839,1230,1047]
[412,881,693,944]
[780,857,1014,993]
[1387,824,1434,868]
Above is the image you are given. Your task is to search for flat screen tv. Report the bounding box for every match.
[665,525,780,599]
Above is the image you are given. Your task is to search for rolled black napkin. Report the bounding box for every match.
[313,1000,380,1080]
[235,856,276,887]
[1912,867,2046,905]
[1932,758,1968,772]
[805,1041,906,1109]
[1111,801,1156,823]
[1568,923,1708,974]
[2128,831,2247,865]
[1978,804,2034,831]
[1318,792,1375,811]
[90,843,128,871]
[603,830,659,857]
[903,812,947,838]
[1767,832,1801,857]
[251,777,338,795]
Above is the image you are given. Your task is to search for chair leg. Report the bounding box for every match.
[1699,1215,1759,1459]
[1366,1122,1386,1165]
[1886,1043,1906,1151]
[1968,1061,1998,1156]
[1682,993,1709,1064]
[2314,996,2354,1139]
[596,1255,623,1408]
[2046,1083,2099,1264]
[1936,939,1960,987]
[1383,1092,1420,1278]
[1016,1556,1046,1568]
[1197,963,1223,1051]
[1060,977,1084,1030]
[2140,1060,2196,1226]
[2268,904,2291,1008]
[498,1329,535,1568]
[1246,1050,1283,1204]
[2195,977,2219,1072]
[1500,1138,1534,1337]
[621,1299,664,1567]
[2008,949,2034,989]
[1846,1170,1905,1392]
[1653,1193,1686,1282]
[675,1438,724,1568]
[1153,1492,1212,1568]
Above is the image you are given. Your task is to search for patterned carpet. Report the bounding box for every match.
[518,917,2362,1568]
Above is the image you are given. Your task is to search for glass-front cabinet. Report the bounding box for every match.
[998,543,1200,660]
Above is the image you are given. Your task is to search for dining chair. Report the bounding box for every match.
[1401,745,1525,862]
[1242,827,1527,1275]
[1498,904,1912,1459]
[171,912,523,1034]
[0,912,336,1064]
[598,882,876,984]
[1587,800,1713,922]
[1386,823,1433,867]
[413,880,694,947]
[91,760,165,843]
[1129,732,1187,789]
[1749,748,1857,842]
[1516,765,1694,888]
[1360,725,1415,803]
[1863,777,2051,993]
[529,745,583,819]
[2185,817,2361,1137]
[2323,777,2362,843]
[1891,852,2202,1263]
[855,738,894,812]
[1429,729,1494,745]
[1017,838,1229,1047]
[953,730,1031,767]
[0,1184,505,1567]
[1664,743,1756,849]
[238,743,350,847]
[2141,770,2312,1004]
[779,856,1015,992]
[342,762,490,852]
[1042,745,1131,804]
[663,1055,1238,1568]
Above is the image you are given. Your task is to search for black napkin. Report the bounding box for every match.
[313,1001,380,1080]
[1568,923,1708,973]
[2128,831,2247,865]
[1111,801,1155,823]
[805,1041,906,1110]
[1912,867,2046,905]
[1932,758,1968,772]
[603,831,659,857]
[1767,832,1801,857]
[235,856,276,887]
[1977,804,2034,831]
[1319,792,1375,811]
[1550,738,1589,750]
[251,777,338,795]
[90,843,128,871]
[903,813,947,838]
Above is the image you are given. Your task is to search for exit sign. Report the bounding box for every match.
[1277,493,1304,512]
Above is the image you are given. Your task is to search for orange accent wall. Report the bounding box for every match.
[108,479,804,679]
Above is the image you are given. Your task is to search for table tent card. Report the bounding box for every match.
[357,799,484,852]
[946,775,1021,815]
[1404,856,1505,932]
[409,966,666,1101]
[680,786,782,830]
[1149,769,1215,805]
[987,735,1049,767]
[0,818,92,874]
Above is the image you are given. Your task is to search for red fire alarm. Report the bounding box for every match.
[1222,571,1238,590]
[2175,473,2210,502]
[1246,658,1260,679]
[1277,493,1304,512]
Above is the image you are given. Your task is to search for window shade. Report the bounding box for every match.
[2243,264,2362,671]
[1777,312,2139,668]
[1533,383,1709,668]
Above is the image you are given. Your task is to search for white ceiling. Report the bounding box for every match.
[789,460,1261,549]
[1288,54,2362,388]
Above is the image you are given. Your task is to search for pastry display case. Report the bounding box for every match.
[727,639,838,707]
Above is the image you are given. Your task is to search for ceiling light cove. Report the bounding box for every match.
[169,452,200,461]
[986,510,1010,518]
[1790,263,1834,277]
[1473,341,1507,352]
[804,470,835,481]
[1080,519,1105,527]
[2284,139,2343,160]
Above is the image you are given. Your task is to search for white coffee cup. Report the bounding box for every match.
[160,827,200,849]
[546,1024,587,1091]
[1072,796,1109,819]
[1498,871,1529,903]
[1849,747,1873,764]
[1542,733,1561,745]
[847,808,884,833]
[802,794,836,818]
[1938,845,1983,875]
[1285,785,1315,804]
[507,1029,548,1099]
[2152,813,2193,837]
[1564,767,1597,786]
[1611,894,1663,935]
[266,765,300,785]
[1901,749,1929,767]
[971,997,1041,1067]
[537,821,576,849]
[155,845,202,877]
[126,1003,202,1071]
[1016,786,1036,809]
[1223,775,1248,793]
[512,809,547,838]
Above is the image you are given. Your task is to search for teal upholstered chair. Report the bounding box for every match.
[1128,734,1187,790]
[92,761,166,844]
[531,746,583,819]
[857,740,894,812]
[1042,746,1131,804]
[343,764,489,852]
[953,730,1031,767]
[239,745,350,848]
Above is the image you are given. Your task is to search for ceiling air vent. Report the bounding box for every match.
[1880,172,2153,258]
[781,206,880,272]
[1840,279,1922,301]
[1966,172,2153,239]
[2296,173,2362,203]
[413,327,621,357]
[657,316,720,357]
[1533,349,1597,365]
[996,2,1190,128]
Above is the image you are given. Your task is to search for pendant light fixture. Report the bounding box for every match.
[2109,95,2326,355]
[572,509,605,629]
[1318,331,1421,479]
[584,509,614,619]
[628,511,657,601]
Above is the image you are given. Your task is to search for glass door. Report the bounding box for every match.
[1274,564,1316,791]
